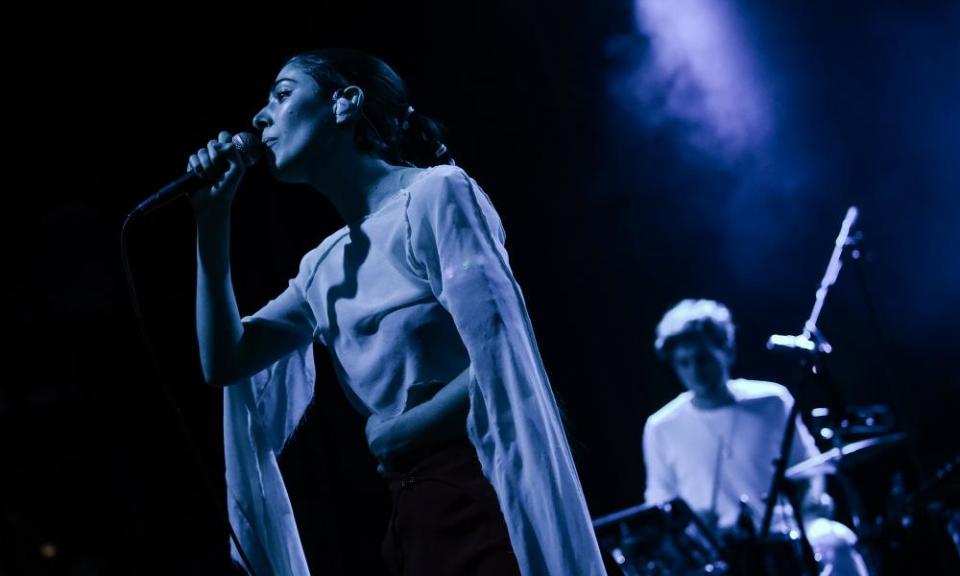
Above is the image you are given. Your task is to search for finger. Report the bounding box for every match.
[207,139,222,166]
[197,148,212,173]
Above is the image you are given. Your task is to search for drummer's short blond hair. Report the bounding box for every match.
[654,299,736,362]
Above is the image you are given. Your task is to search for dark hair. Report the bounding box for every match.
[286,49,453,167]
[654,299,736,362]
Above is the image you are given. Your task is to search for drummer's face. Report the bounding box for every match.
[671,336,731,399]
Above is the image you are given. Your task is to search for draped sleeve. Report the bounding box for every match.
[223,249,322,575]
[406,165,607,575]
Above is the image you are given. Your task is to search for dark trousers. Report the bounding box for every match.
[381,438,521,576]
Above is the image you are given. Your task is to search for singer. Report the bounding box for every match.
[189,49,605,576]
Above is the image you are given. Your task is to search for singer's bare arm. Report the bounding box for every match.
[365,367,471,472]
[192,132,308,387]
[195,212,308,387]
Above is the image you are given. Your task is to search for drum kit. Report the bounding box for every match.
[594,208,959,575]
[594,426,958,575]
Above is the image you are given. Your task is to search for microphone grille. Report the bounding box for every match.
[232,132,263,167]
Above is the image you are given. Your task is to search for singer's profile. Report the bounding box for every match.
[189,49,606,575]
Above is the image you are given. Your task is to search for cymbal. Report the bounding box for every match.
[786,432,909,480]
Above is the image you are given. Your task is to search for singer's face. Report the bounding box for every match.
[252,64,334,182]
[670,335,731,400]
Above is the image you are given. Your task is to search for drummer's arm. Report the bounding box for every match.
[643,421,678,502]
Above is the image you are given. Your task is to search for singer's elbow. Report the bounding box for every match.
[200,360,244,388]
[203,373,232,388]
[204,373,246,388]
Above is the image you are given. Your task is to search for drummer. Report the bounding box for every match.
[642,299,869,575]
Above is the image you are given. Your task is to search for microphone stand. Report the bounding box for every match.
[759,207,860,575]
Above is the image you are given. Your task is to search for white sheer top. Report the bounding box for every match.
[223,165,607,575]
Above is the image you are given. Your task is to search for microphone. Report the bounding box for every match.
[766,333,832,354]
[128,132,263,218]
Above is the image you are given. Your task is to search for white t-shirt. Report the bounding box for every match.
[643,379,820,528]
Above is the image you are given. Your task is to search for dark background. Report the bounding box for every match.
[5,1,959,573]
